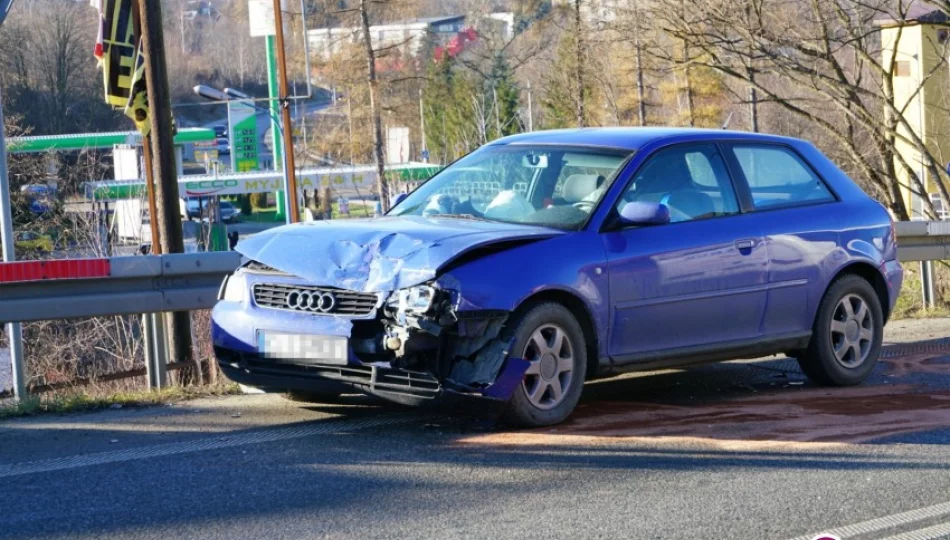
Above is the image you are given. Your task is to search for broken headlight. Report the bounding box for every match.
[220,273,246,303]
[387,284,436,316]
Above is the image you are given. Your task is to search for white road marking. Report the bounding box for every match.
[881,521,950,540]
[789,500,950,540]
[0,415,411,479]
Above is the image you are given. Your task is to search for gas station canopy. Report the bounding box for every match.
[84,162,442,200]
[7,128,215,154]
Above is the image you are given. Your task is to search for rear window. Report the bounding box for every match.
[731,145,835,210]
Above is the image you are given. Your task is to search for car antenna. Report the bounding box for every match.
[721,111,734,130]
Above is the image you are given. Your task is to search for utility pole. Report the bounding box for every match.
[271,0,300,223]
[136,0,195,377]
[526,80,533,132]
[419,89,427,161]
[131,1,162,253]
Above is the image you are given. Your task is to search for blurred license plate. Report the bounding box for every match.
[258,332,348,365]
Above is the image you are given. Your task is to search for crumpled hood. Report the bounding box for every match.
[236,216,562,292]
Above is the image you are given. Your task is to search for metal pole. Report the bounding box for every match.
[0,85,25,400]
[150,312,168,388]
[266,36,286,222]
[419,89,427,162]
[143,313,156,388]
[271,0,301,223]
[921,260,935,310]
[0,0,24,400]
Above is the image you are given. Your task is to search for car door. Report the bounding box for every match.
[602,143,769,363]
[724,143,840,337]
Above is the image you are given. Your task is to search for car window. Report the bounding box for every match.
[617,144,740,223]
[731,145,835,210]
[389,146,629,230]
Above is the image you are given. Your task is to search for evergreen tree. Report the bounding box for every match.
[423,56,479,163]
[485,54,523,140]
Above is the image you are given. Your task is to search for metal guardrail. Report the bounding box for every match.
[895,221,950,262]
[1,222,948,400]
[0,252,241,398]
[894,221,950,310]
[0,252,240,324]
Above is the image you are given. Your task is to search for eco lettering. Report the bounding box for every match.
[186,180,239,195]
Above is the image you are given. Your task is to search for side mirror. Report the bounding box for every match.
[392,192,408,207]
[618,201,670,226]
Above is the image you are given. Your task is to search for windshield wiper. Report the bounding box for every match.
[428,213,490,222]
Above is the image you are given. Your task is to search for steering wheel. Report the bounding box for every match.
[572,200,596,213]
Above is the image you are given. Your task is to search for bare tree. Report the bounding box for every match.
[357,0,389,210]
[656,0,950,220]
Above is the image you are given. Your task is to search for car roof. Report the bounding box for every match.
[491,127,804,152]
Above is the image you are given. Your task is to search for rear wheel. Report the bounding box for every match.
[796,275,883,386]
[504,303,587,427]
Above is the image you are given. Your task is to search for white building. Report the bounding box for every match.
[308,15,467,60]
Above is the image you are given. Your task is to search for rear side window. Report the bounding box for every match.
[731,145,835,210]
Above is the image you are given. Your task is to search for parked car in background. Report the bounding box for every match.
[185,198,241,223]
[216,137,230,155]
[212,127,902,427]
[14,231,52,253]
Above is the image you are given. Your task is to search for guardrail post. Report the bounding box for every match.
[921,261,936,310]
[145,313,168,390]
[143,313,156,388]
[7,322,24,399]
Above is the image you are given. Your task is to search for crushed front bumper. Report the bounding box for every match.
[215,345,528,413]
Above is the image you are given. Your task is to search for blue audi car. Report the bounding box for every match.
[212,128,903,426]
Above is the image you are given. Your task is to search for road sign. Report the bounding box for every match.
[194,140,218,164]
[227,100,259,172]
[248,0,276,37]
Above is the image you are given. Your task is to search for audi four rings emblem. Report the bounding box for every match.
[285,290,337,313]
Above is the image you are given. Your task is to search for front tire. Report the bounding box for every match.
[797,275,883,386]
[504,303,587,427]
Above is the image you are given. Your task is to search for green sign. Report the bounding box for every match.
[228,100,259,173]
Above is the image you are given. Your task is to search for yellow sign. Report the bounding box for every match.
[96,0,150,136]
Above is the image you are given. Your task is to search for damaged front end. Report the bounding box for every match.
[212,264,531,410]
[214,217,556,408]
[374,283,530,404]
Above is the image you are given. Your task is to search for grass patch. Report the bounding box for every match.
[892,262,950,320]
[0,384,241,420]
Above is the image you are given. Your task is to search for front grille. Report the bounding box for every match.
[253,283,379,316]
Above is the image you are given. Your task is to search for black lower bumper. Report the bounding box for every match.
[215,347,505,411]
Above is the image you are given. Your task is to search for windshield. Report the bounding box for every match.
[389,145,630,230]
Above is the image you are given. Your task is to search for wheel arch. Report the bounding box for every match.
[826,261,891,323]
[512,288,602,380]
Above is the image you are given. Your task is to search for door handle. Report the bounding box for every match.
[735,239,756,251]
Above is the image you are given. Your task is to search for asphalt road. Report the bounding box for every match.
[2,319,950,539]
